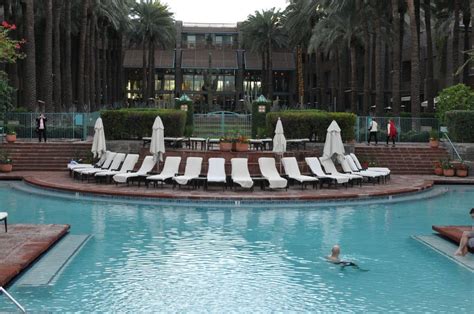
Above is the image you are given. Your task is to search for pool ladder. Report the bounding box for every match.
[0,287,26,313]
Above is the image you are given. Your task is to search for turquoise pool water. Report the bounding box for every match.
[0,182,473,312]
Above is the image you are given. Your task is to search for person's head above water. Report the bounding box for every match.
[330,245,340,258]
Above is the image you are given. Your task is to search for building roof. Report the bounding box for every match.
[123,50,175,69]
[245,52,296,71]
[182,22,238,34]
[181,49,238,69]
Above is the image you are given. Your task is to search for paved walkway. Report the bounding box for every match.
[1,171,473,201]
[0,224,70,287]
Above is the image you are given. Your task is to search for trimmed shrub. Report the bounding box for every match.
[266,110,356,142]
[445,110,474,143]
[251,100,271,137]
[101,108,186,140]
[436,84,474,122]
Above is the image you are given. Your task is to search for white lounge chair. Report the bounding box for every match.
[146,156,182,187]
[79,153,126,181]
[344,155,387,182]
[113,156,156,185]
[349,153,391,176]
[231,158,254,189]
[73,152,117,179]
[0,212,7,232]
[173,157,203,188]
[337,155,384,184]
[258,157,287,189]
[319,157,363,186]
[67,151,109,171]
[281,157,318,189]
[95,154,139,183]
[206,158,227,190]
[305,157,349,187]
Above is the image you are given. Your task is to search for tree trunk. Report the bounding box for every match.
[95,23,101,109]
[22,0,37,111]
[452,0,460,84]
[107,37,113,106]
[63,0,73,110]
[462,9,470,83]
[77,0,89,111]
[297,46,304,105]
[84,18,92,112]
[406,0,421,118]
[424,0,434,112]
[89,16,96,111]
[267,40,273,101]
[471,0,474,52]
[316,51,324,107]
[337,50,345,112]
[5,0,19,108]
[147,40,155,102]
[391,0,401,115]
[102,30,109,106]
[52,0,62,111]
[260,50,266,97]
[375,16,384,116]
[350,42,357,113]
[142,40,147,101]
[363,24,371,115]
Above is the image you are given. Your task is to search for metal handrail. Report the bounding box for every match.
[0,287,26,313]
[442,132,463,162]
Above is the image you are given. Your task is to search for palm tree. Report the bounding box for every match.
[308,1,363,113]
[62,0,73,110]
[283,0,319,106]
[452,0,460,83]
[39,0,53,111]
[406,0,421,118]
[21,0,37,110]
[130,0,175,101]
[241,9,287,102]
[391,0,401,115]
[424,0,435,112]
[77,0,90,111]
[52,0,62,111]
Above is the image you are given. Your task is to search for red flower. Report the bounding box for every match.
[15,43,20,49]
[1,21,9,28]
[10,24,16,30]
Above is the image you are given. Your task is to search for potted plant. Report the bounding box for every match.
[5,126,16,143]
[455,162,469,177]
[429,129,439,148]
[234,135,249,152]
[0,150,12,172]
[433,160,443,176]
[442,160,455,177]
[219,135,232,152]
[358,156,369,169]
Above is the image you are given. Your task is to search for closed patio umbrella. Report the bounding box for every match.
[322,120,345,160]
[150,116,165,163]
[91,117,106,159]
[273,117,286,172]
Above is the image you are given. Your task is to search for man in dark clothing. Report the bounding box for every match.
[36,113,47,142]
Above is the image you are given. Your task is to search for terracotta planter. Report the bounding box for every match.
[6,134,16,143]
[434,167,443,176]
[0,163,12,173]
[456,169,468,177]
[429,139,439,148]
[361,162,369,169]
[219,142,232,152]
[234,142,249,152]
[443,168,455,177]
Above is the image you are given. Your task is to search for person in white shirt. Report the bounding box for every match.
[367,119,378,145]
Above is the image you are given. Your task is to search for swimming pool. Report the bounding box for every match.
[0,182,472,312]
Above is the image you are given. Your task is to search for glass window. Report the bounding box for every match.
[224,75,235,92]
[194,75,204,91]
[187,35,196,49]
[183,75,193,91]
[164,74,175,91]
[215,36,223,46]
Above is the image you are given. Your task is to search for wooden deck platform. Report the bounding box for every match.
[0,224,70,287]
[432,225,474,253]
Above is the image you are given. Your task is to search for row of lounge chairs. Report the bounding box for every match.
[67,151,390,190]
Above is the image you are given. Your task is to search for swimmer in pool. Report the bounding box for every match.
[326,245,367,270]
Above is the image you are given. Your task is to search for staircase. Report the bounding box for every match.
[1,142,91,171]
[354,144,450,175]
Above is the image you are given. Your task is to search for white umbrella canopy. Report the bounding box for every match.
[91,117,106,158]
[322,120,345,160]
[150,116,165,162]
[272,117,286,153]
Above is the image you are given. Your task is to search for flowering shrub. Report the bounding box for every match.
[0,21,24,117]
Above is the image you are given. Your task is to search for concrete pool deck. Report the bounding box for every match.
[0,171,473,201]
[0,224,70,287]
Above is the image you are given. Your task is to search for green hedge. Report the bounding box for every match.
[445,110,474,143]
[266,110,357,142]
[251,101,271,137]
[175,98,194,136]
[101,108,186,140]
[436,84,474,122]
